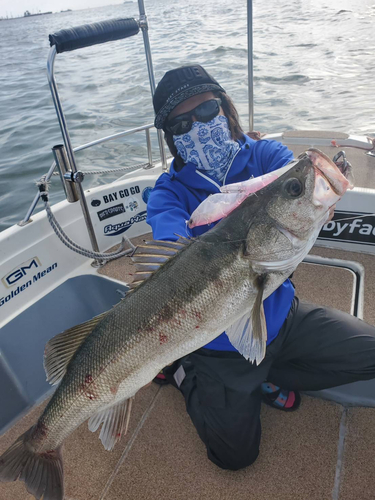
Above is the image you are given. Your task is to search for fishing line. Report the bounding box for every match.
[184,220,193,238]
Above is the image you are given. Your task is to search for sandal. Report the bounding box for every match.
[153,369,170,385]
[261,382,301,412]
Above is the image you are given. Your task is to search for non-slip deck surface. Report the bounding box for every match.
[1,245,375,500]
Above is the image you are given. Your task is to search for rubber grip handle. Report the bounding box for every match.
[49,18,139,54]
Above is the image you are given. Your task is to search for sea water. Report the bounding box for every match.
[0,0,374,231]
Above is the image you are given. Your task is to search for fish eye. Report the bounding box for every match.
[283,178,303,197]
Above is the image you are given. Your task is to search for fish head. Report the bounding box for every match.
[266,148,353,234]
[242,148,353,271]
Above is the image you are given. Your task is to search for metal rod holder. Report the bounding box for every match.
[52,145,80,202]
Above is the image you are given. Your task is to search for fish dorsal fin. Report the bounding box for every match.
[225,274,267,365]
[88,397,134,451]
[134,263,161,272]
[145,239,186,250]
[174,234,192,245]
[130,239,189,288]
[44,312,107,385]
[136,242,179,255]
[131,271,153,283]
[131,254,171,263]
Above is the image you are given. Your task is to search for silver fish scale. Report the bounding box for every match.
[37,238,254,450]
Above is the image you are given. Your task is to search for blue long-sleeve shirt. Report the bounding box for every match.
[146,134,295,351]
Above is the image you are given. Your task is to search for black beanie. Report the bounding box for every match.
[153,65,225,130]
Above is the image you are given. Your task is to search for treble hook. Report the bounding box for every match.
[332,150,348,167]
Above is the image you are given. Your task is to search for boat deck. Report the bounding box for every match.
[281,131,375,190]
[1,136,375,500]
[1,244,375,500]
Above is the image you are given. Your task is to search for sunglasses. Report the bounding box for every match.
[165,98,222,136]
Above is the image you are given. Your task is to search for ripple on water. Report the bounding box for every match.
[257,75,311,85]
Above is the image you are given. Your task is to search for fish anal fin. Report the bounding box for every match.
[88,397,134,451]
[225,274,267,365]
[44,311,107,386]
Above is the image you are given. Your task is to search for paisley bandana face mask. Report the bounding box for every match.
[173,115,240,183]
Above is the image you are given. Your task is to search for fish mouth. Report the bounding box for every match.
[314,165,342,196]
[305,148,354,196]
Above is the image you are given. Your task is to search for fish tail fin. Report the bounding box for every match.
[0,426,64,500]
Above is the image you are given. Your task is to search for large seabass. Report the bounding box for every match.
[0,149,353,500]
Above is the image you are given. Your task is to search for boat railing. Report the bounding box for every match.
[19,0,166,261]
[19,122,163,226]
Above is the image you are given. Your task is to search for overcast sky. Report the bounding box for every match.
[0,0,122,18]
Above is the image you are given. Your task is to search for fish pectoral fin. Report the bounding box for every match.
[225,275,267,365]
[44,311,108,385]
[88,397,134,451]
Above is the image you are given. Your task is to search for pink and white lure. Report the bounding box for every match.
[188,162,296,228]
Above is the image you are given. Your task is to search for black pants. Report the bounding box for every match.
[165,297,375,471]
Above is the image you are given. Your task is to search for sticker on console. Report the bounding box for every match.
[104,210,147,236]
[97,203,126,221]
[318,211,375,246]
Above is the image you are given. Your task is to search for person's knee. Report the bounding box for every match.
[207,442,260,471]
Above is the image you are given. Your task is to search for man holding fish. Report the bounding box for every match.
[0,65,374,500]
[147,64,375,470]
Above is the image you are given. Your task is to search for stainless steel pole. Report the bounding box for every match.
[247,0,254,132]
[138,0,167,170]
[47,46,100,253]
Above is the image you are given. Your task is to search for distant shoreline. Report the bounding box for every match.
[0,11,53,21]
